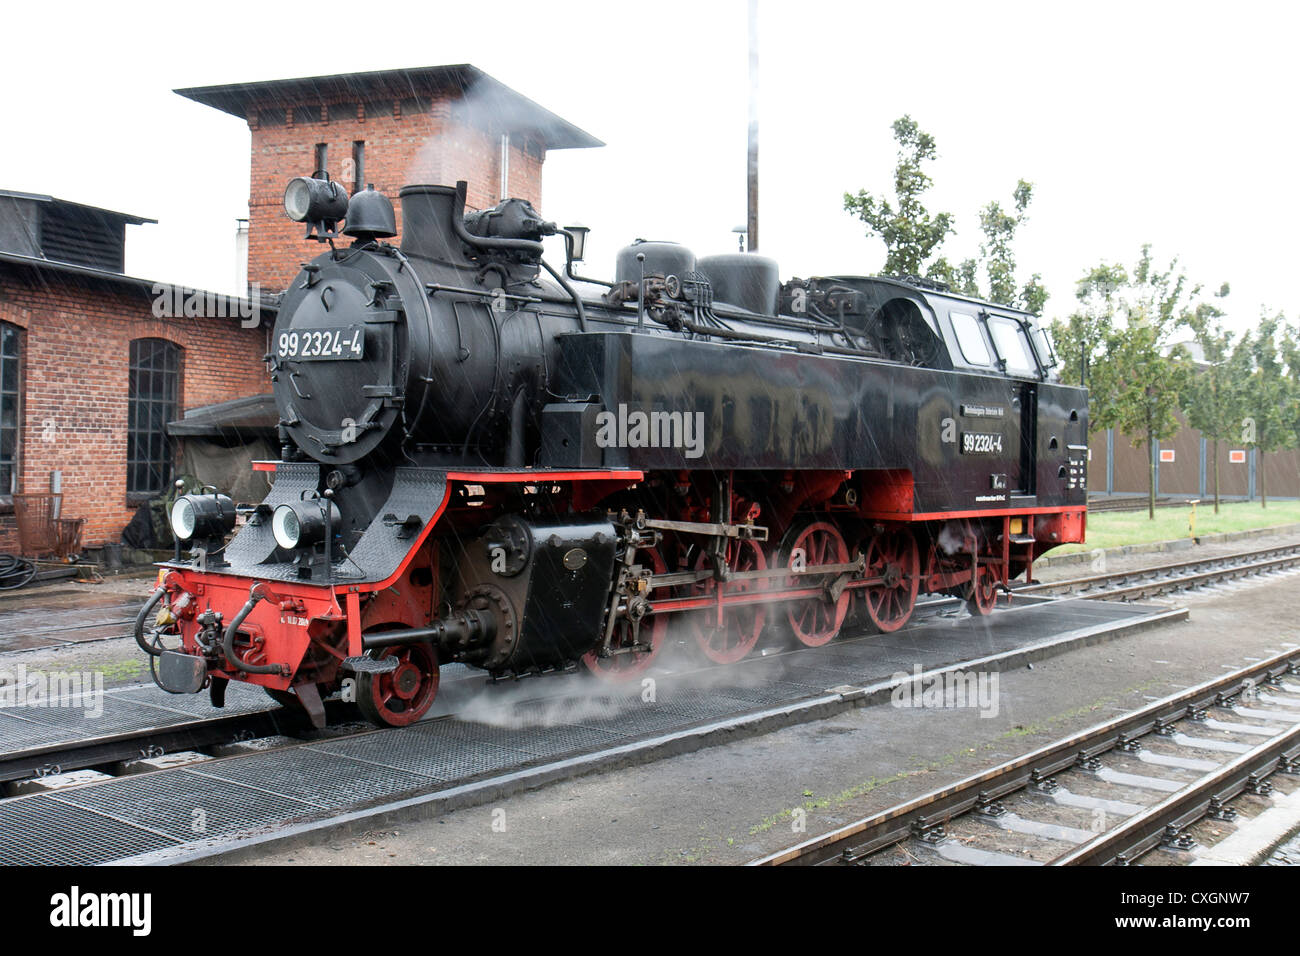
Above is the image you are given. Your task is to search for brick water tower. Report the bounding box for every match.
[176,65,603,292]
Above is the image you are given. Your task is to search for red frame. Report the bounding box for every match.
[159,464,1085,693]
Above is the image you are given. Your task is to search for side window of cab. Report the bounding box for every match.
[986,316,1039,377]
[949,311,991,367]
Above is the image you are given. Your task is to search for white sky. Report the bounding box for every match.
[2,0,1295,335]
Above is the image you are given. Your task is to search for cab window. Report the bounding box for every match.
[949,311,991,365]
[987,316,1038,376]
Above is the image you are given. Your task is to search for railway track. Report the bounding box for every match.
[1020,542,1300,602]
[2,544,1295,794]
[751,649,1300,866]
[0,699,353,786]
[1086,497,1191,514]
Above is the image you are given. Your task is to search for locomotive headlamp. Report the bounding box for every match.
[272,499,341,551]
[284,176,350,225]
[563,223,589,262]
[169,493,235,543]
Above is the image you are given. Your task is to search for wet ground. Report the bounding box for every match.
[2,533,1298,864]
[218,543,1300,866]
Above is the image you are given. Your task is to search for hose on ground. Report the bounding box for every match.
[0,553,37,590]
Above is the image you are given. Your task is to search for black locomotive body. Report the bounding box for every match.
[140,179,1087,727]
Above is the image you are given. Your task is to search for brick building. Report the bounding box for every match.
[176,64,601,292]
[0,191,270,554]
[0,65,599,558]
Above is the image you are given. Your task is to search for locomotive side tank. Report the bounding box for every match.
[139,177,1087,728]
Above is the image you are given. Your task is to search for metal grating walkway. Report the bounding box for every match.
[0,597,1168,864]
[0,680,277,756]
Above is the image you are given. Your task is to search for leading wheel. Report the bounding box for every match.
[781,521,851,647]
[356,643,440,727]
[860,528,920,633]
[691,537,768,664]
[966,565,1000,617]
[582,547,669,680]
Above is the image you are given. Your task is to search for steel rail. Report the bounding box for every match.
[749,648,1300,866]
[1048,722,1300,866]
[1019,543,1300,600]
[0,699,352,785]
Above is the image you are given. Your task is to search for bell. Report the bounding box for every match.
[343,185,397,240]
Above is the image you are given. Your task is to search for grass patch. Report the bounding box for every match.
[87,659,147,683]
[1054,499,1300,555]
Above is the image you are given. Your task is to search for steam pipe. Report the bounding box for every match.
[541,257,588,332]
[506,389,527,467]
[451,181,545,257]
[223,584,287,676]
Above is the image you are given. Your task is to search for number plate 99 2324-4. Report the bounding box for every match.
[961,432,1004,455]
[276,326,365,361]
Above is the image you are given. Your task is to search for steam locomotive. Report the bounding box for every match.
[137,176,1088,727]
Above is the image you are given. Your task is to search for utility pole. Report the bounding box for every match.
[747,0,759,252]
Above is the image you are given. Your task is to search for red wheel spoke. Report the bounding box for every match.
[861,529,919,634]
[691,538,766,664]
[357,640,439,727]
[784,521,849,647]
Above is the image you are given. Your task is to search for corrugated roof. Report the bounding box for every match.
[175,63,603,150]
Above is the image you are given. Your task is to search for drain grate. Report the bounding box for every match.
[307,725,525,782]
[0,712,86,748]
[116,682,272,717]
[0,795,177,865]
[0,699,191,743]
[579,701,714,737]
[493,722,627,759]
[49,769,316,842]
[187,748,435,809]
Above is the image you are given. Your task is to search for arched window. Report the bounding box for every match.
[0,322,20,497]
[127,339,181,497]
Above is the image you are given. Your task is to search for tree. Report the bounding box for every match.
[1083,246,1202,518]
[1281,324,1300,455]
[941,180,1047,314]
[1051,262,1128,397]
[1180,286,1239,514]
[1236,314,1296,508]
[844,116,954,278]
[845,118,1046,314]
[1094,317,1192,519]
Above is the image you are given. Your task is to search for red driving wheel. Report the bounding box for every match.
[781,521,851,647]
[691,537,768,664]
[861,528,920,633]
[966,564,1000,617]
